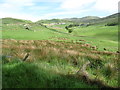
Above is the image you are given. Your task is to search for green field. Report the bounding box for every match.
[3,24,118,52]
[2,15,119,88]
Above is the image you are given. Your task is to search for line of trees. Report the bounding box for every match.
[105,22,118,26]
[65,23,91,33]
[65,24,74,33]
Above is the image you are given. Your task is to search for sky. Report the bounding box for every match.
[0,0,119,22]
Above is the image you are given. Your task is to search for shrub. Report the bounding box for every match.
[103,63,115,78]
[105,22,118,26]
[68,29,73,33]
[65,25,73,33]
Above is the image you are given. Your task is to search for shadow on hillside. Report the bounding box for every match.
[47,27,68,35]
[2,61,98,88]
[47,27,95,38]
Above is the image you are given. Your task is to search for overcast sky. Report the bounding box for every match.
[0,0,119,22]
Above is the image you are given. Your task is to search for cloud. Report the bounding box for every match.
[0,11,39,22]
[60,0,119,13]
[94,0,119,13]
[39,9,89,20]
[0,0,36,12]
[29,6,49,11]
[2,0,35,7]
[0,0,119,21]
[60,0,96,10]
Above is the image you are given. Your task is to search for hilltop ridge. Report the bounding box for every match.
[1,13,119,26]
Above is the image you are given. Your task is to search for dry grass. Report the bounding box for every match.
[2,39,118,61]
[2,39,118,88]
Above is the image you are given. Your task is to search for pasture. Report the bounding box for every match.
[2,20,119,88]
[2,39,118,88]
[2,24,118,52]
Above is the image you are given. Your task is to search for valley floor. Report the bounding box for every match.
[1,21,119,88]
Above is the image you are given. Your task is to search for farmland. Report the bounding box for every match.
[1,13,119,88]
[3,24,118,51]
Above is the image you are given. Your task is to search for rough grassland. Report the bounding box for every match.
[2,24,118,52]
[2,39,118,88]
[2,23,119,88]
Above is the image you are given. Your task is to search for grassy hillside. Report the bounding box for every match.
[2,23,118,52]
[2,13,119,88]
[62,13,119,25]
[64,16,100,23]
[2,39,118,88]
[2,17,32,24]
[37,19,72,24]
[89,13,119,25]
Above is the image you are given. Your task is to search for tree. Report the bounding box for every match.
[65,26,68,30]
[65,26,73,33]
[105,22,118,26]
[68,28,73,33]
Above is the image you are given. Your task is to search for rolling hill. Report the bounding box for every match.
[2,13,119,88]
[2,13,119,26]
[89,13,119,25]
[63,16,100,23]
[63,13,119,25]
[36,19,72,24]
[2,17,32,24]
[35,13,119,26]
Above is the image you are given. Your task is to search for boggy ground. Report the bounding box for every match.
[2,39,119,88]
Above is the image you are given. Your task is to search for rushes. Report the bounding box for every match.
[103,63,117,78]
[2,39,119,88]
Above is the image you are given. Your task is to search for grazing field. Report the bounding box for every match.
[2,15,119,88]
[3,24,118,52]
[2,39,118,88]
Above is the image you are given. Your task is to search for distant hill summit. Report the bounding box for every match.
[90,13,119,25]
[1,13,119,26]
[2,17,32,24]
[64,16,100,23]
[82,16,100,19]
[36,19,72,24]
[104,13,119,19]
[36,13,118,26]
[63,13,119,25]
[36,16,100,24]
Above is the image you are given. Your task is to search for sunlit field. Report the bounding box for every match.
[2,15,119,88]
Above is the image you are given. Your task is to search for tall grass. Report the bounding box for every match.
[3,59,99,88]
[2,40,118,88]
[2,24,118,51]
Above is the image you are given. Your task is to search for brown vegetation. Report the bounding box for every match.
[2,39,118,88]
[2,39,117,61]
